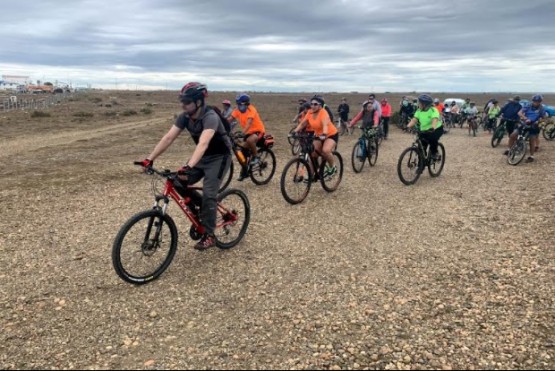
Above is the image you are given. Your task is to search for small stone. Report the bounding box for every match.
[149,311,158,318]
[144,359,155,367]
[404,355,412,363]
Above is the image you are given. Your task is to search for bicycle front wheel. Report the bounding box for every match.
[280,158,312,204]
[397,147,423,186]
[351,140,366,173]
[491,126,505,148]
[215,189,250,249]
[507,139,527,166]
[428,143,446,177]
[319,152,343,193]
[250,148,276,185]
[543,122,555,141]
[368,139,379,166]
[112,209,178,285]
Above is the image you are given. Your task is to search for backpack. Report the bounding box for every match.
[205,105,232,135]
[324,104,334,123]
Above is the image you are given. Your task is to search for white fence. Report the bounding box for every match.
[0,92,77,112]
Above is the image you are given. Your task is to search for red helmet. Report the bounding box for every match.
[179,82,208,102]
[222,99,231,105]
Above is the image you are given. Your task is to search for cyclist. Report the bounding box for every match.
[380,98,392,139]
[337,98,350,127]
[138,82,232,250]
[485,99,501,133]
[406,94,444,160]
[507,95,546,162]
[229,93,266,179]
[350,98,380,130]
[292,98,308,123]
[464,102,479,136]
[400,99,415,130]
[221,99,237,130]
[294,95,339,177]
[500,95,523,150]
[433,98,444,117]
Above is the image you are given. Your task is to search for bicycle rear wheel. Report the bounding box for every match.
[250,148,276,185]
[507,139,527,166]
[491,126,505,148]
[288,127,296,145]
[397,147,423,186]
[351,140,366,173]
[280,158,312,204]
[219,160,233,193]
[215,189,250,249]
[112,209,178,285]
[319,152,343,192]
[428,143,446,177]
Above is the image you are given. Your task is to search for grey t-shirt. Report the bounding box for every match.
[175,108,232,156]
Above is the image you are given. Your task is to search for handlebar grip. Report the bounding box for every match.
[133,161,144,166]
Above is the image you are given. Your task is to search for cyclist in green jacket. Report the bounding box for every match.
[407,95,444,160]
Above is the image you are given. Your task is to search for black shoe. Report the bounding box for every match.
[526,157,535,163]
[194,234,216,250]
[504,150,510,156]
[237,170,248,181]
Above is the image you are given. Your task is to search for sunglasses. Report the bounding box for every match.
[311,102,320,106]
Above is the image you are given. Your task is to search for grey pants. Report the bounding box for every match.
[186,155,231,235]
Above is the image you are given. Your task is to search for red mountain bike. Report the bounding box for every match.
[112,163,250,285]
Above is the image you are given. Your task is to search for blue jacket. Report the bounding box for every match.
[522,105,546,124]
[500,101,522,121]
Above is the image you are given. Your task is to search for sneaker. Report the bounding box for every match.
[504,150,510,156]
[237,168,249,181]
[431,153,440,161]
[324,165,337,178]
[194,234,216,250]
[250,156,260,166]
[526,156,535,163]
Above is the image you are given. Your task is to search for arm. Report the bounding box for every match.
[187,129,216,168]
[243,117,254,134]
[373,110,380,127]
[431,118,439,130]
[147,126,182,161]
[350,111,363,126]
[294,117,308,133]
[322,116,331,136]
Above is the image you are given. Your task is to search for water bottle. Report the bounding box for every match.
[236,148,247,166]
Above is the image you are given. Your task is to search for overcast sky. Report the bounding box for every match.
[2,0,554,92]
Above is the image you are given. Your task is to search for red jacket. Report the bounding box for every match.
[381,103,392,118]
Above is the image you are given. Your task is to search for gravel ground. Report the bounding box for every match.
[0,91,553,370]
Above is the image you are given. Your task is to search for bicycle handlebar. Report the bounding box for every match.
[134,162,176,179]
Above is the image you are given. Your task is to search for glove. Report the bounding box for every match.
[139,158,153,168]
[177,165,193,176]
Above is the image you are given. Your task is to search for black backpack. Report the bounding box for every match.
[205,105,232,135]
[324,104,334,122]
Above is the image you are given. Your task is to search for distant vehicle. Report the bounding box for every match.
[518,99,555,117]
[444,98,466,107]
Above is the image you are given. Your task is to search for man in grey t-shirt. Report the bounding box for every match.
[138,82,231,250]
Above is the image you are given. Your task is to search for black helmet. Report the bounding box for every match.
[311,95,325,106]
[418,94,433,106]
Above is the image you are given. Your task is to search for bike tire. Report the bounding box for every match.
[280,158,312,205]
[542,122,555,141]
[428,143,446,177]
[397,147,423,186]
[507,139,527,166]
[351,140,366,173]
[491,126,505,148]
[319,151,343,193]
[250,148,276,185]
[368,139,379,167]
[219,160,233,193]
[215,189,251,249]
[288,127,296,145]
[112,209,178,285]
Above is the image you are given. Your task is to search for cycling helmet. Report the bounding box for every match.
[513,95,521,102]
[311,95,325,106]
[236,93,251,105]
[470,102,476,105]
[532,94,543,102]
[298,98,307,104]
[222,99,231,106]
[417,94,433,106]
[179,82,207,103]
[433,98,440,104]
[302,102,311,109]
[492,99,498,104]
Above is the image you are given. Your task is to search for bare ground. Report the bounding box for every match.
[0,91,554,370]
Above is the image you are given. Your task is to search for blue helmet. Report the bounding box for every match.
[532,94,543,103]
[418,94,433,106]
[235,93,251,105]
